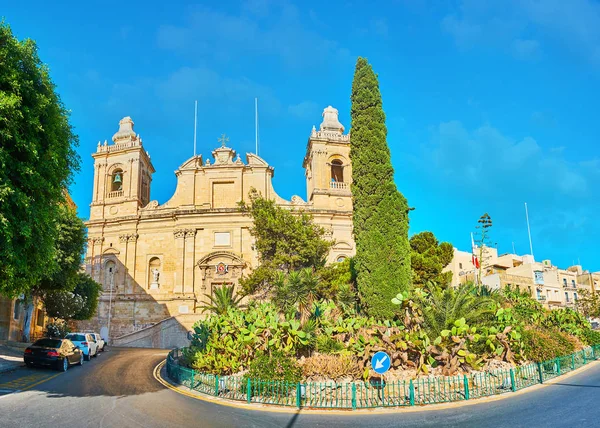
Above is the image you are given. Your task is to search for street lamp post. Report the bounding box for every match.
[107,269,114,344]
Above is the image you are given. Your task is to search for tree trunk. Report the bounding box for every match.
[22,296,34,343]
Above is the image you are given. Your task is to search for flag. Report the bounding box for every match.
[471,233,480,269]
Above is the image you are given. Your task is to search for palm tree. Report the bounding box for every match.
[200,284,244,315]
[272,268,320,323]
[416,283,496,338]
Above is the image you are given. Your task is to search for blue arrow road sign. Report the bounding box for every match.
[371,351,391,374]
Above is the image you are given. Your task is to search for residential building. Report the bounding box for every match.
[446,246,598,311]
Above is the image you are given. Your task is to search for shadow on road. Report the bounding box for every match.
[14,347,169,399]
[550,382,600,388]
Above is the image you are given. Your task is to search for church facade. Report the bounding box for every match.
[80,106,355,341]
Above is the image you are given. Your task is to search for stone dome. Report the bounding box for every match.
[319,106,345,134]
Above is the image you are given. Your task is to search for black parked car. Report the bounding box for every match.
[24,338,84,371]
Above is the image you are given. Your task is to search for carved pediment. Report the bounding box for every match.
[196,251,246,267]
[178,156,203,170]
[246,153,269,166]
[333,240,353,250]
[102,247,120,256]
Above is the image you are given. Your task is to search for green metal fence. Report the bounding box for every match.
[165,344,600,410]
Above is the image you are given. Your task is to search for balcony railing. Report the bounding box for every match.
[537,296,546,301]
[108,190,124,198]
[330,181,349,190]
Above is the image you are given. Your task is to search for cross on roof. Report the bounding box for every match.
[218,133,229,148]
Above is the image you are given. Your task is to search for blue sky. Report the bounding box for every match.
[4,0,600,270]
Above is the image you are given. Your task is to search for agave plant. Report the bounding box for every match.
[199,284,245,315]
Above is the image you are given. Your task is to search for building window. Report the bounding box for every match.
[13,300,21,320]
[36,309,45,327]
[105,260,116,292]
[331,160,343,182]
[571,279,576,288]
[336,255,347,263]
[536,289,541,299]
[111,169,123,192]
[563,278,567,286]
[574,292,578,301]
[565,292,569,302]
[534,271,544,285]
[459,263,463,269]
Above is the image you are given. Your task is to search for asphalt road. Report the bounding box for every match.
[0,347,599,428]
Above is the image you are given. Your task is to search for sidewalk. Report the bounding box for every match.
[0,341,29,374]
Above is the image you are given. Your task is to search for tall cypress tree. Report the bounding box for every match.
[350,57,411,319]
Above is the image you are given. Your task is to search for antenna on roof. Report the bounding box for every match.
[255,97,259,156]
[193,100,198,157]
[525,202,534,260]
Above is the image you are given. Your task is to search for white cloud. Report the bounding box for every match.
[430,120,594,201]
[288,101,319,120]
[442,0,600,65]
[421,120,600,264]
[156,3,351,71]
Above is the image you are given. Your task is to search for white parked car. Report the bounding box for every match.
[65,332,99,361]
[89,333,106,352]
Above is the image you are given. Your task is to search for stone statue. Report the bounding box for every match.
[150,268,160,289]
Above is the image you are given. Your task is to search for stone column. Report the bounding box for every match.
[174,230,186,293]
[184,229,196,294]
[119,235,129,294]
[92,237,104,282]
[129,233,138,287]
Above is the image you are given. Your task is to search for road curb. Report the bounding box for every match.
[153,359,600,415]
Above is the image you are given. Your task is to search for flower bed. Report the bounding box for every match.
[166,345,599,410]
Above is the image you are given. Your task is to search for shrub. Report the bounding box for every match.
[315,335,345,354]
[45,321,70,338]
[579,328,600,346]
[301,354,361,381]
[522,327,576,362]
[245,351,302,383]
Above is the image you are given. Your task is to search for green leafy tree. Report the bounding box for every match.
[200,284,244,315]
[350,57,411,319]
[239,196,331,295]
[42,273,102,321]
[0,21,80,296]
[71,273,103,320]
[410,232,454,288]
[318,258,358,313]
[576,289,600,319]
[21,204,86,341]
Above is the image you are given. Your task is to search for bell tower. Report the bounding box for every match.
[303,106,352,210]
[90,117,155,220]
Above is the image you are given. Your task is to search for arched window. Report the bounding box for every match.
[331,160,343,183]
[336,255,347,263]
[111,169,123,192]
[105,260,116,292]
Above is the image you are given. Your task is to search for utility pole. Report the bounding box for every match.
[107,270,114,344]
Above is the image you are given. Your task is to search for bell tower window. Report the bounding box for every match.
[111,169,123,192]
[331,160,343,183]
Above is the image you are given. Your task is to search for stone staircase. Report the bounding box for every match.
[111,314,203,349]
